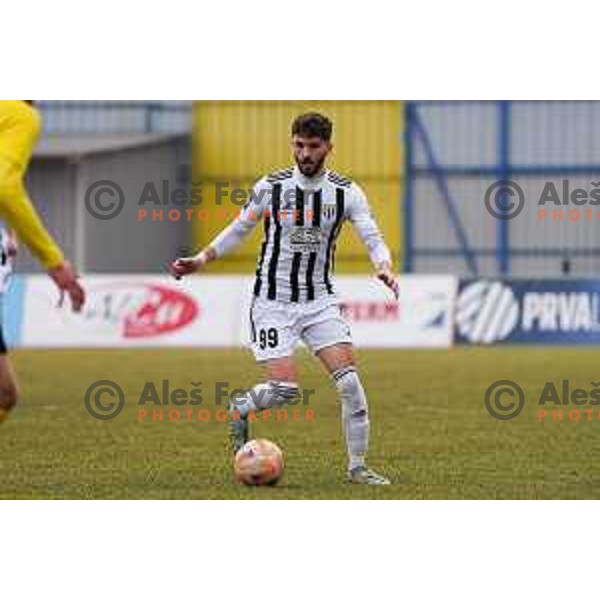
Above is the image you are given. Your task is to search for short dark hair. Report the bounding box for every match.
[291,112,333,142]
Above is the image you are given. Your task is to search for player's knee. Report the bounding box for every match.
[265,358,298,383]
[0,379,19,411]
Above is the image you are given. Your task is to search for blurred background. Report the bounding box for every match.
[25,100,600,279]
[24,101,192,274]
[6,100,600,499]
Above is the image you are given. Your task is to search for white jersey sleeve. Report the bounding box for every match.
[209,177,272,257]
[347,183,392,268]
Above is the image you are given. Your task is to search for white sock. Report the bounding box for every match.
[332,366,369,471]
[231,381,300,418]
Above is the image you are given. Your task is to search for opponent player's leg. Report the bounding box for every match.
[0,235,19,424]
[0,344,19,424]
[303,305,389,484]
[228,299,301,453]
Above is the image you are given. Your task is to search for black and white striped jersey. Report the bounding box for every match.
[210,166,391,303]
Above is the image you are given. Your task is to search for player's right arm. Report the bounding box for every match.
[0,172,85,311]
[0,173,64,268]
[0,101,85,312]
[171,177,271,277]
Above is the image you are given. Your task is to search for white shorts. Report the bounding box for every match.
[248,295,353,362]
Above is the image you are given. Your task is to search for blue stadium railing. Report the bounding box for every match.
[37,100,191,134]
[403,100,600,276]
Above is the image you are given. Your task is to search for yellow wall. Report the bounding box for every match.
[192,101,403,273]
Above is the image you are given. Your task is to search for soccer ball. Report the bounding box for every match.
[234,439,284,486]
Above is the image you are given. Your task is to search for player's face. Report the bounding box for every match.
[292,135,332,177]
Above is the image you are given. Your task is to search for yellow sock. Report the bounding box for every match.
[0,408,9,424]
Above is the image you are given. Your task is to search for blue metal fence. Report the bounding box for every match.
[404,100,600,277]
[37,100,191,134]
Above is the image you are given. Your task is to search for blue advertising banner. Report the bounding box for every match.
[456,279,600,345]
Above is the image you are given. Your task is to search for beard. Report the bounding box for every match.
[296,155,326,177]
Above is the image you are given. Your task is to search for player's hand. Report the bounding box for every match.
[47,261,86,313]
[376,263,399,300]
[171,249,215,279]
[171,255,204,278]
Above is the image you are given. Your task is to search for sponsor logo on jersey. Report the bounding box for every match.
[289,227,322,251]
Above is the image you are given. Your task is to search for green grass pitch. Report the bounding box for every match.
[0,346,598,499]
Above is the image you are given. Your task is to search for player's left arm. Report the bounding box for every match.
[347,184,399,299]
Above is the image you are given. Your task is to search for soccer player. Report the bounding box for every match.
[172,113,398,485]
[0,100,85,424]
